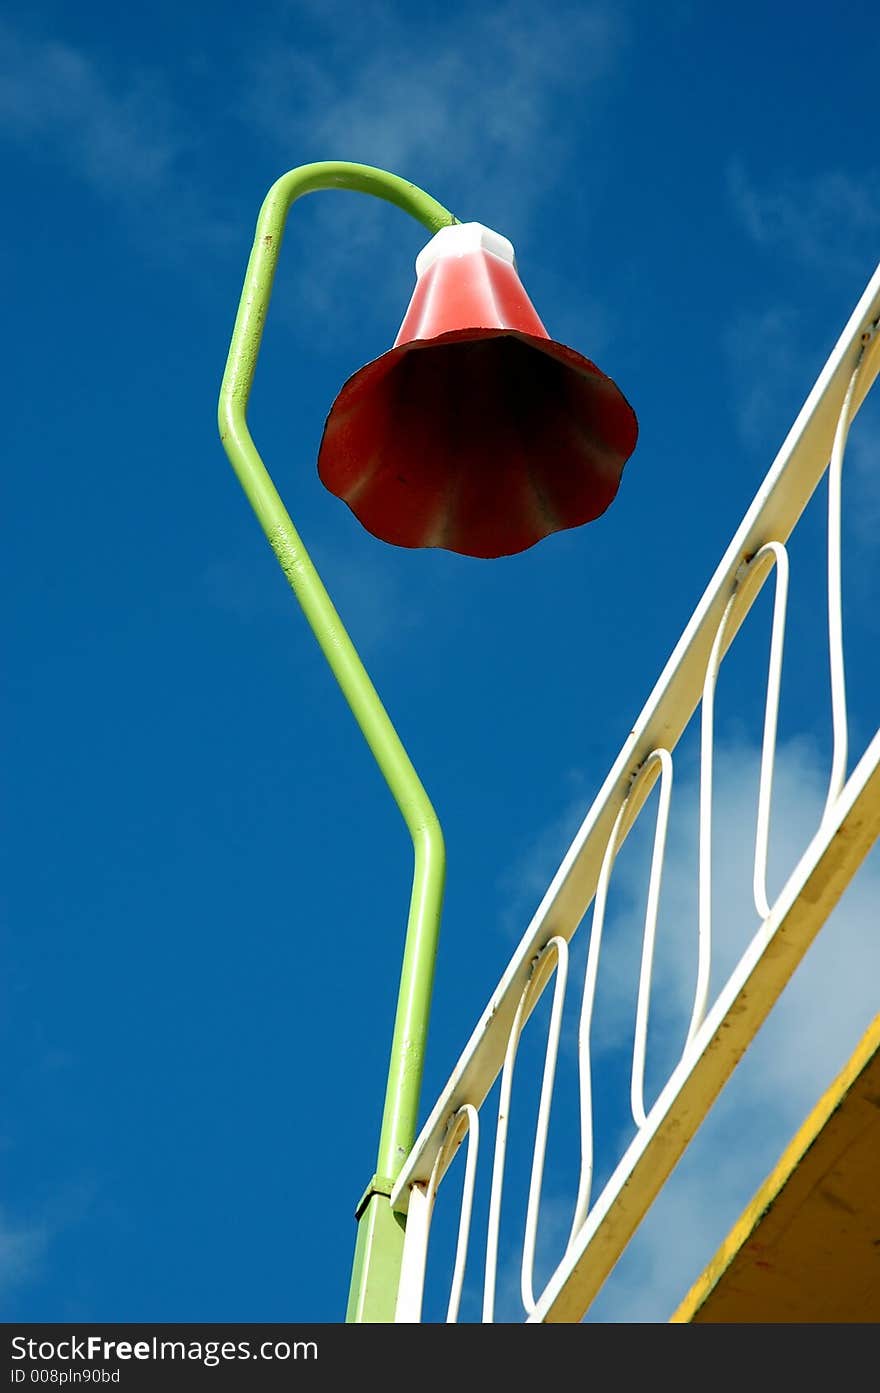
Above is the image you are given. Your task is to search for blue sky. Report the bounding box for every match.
[2,0,879,1324]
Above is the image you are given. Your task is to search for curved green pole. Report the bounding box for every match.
[218,163,455,1321]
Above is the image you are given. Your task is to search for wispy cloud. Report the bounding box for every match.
[723,293,880,552]
[0,21,178,196]
[308,537,422,653]
[0,1207,49,1299]
[475,735,880,1322]
[582,736,880,1320]
[723,303,811,451]
[723,159,880,456]
[200,535,421,653]
[496,767,594,940]
[241,1,626,334]
[0,1175,101,1316]
[247,1,623,218]
[728,158,880,274]
[0,19,234,254]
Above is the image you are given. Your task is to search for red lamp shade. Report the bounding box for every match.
[317,223,638,559]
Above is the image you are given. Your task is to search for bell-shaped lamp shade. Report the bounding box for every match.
[317,223,638,559]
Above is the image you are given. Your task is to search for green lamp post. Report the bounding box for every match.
[217,161,637,1322]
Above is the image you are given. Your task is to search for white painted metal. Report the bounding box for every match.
[394,1183,432,1323]
[569,752,673,1236]
[483,940,567,1322]
[446,1106,480,1323]
[748,544,789,920]
[531,724,880,1322]
[696,540,789,1025]
[823,362,862,824]
[520,938,568,1316]
[393,1103,480,1323]
[392,262,880,1323]
[630,749,674,1128]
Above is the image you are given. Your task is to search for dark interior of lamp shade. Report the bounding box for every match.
[317,330,638,558]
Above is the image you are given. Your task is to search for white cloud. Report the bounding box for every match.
[495,768,595,940]
[200,535,421,652]
[247,2,622,215]
[432,734,880,1322]
[0,1208,49,1298]
[306,536,423,652]
[582,735,880,1321]
[0,20,234,254]
[723,304,810,451]
[0,21,178,195]
[241,2,625,335]
[728,158,880,273]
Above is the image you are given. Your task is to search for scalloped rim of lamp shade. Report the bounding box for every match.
[317,325,638,559]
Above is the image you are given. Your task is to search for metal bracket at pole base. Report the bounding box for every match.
[354,1173,398,1221]
[346,1191,406,1323]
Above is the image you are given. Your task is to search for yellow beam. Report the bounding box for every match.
[671,1013,880,1323]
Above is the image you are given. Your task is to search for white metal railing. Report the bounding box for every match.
[392,261,880,1323]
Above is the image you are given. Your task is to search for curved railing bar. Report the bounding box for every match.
[393,1103,479,1323]
[483,940,566,1322]
[442,1106,481,1322]
[822,358,865,823]
[521,937,569,1316]
[693,598,733,1045]
[694,541,789,1042]
[630,748,674,1127]
[569,751,666,1236]
[747,543,790,919]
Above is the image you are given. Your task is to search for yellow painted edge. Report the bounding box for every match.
[669,1011,880,1323]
